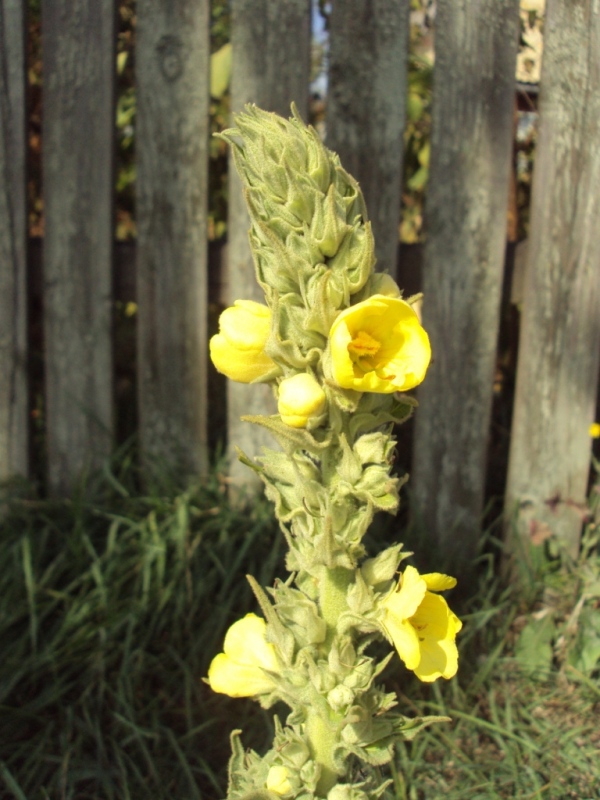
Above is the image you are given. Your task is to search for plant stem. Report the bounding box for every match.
[306,707,342,796]
[318,565,353,647]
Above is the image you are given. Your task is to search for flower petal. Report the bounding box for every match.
[278,373,326,428]
[422,572,458,592]
[328,295,431,393]
[267,766,292,795]
[219,300,271,350]
[390,565,428,619]
[410,591,450,639]
[207,653,275,697]
[382,616,421,670]
[209,334,276,383]
[410,593,461,682]
[413,626,460,682]
[223,613,279,671]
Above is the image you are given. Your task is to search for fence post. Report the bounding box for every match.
[136,0,210,482]
[411,0,520,574]
[326,0,410,279]
[0,0,28,483]
[42,0,115,494]
[226,0,311,495]
[505,0,600,560]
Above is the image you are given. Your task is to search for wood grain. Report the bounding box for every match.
[505,0,600,558]
[326,0,410,279]
[42,0,115,493]
[411,0,520,573]
[136,0,210,481]
[0,0,28,481]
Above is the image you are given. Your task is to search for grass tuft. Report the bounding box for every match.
[0,462,283,799]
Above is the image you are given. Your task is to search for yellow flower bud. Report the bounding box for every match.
[266,766,292,796]
[590,422,600,438]
[207,613,279,697]
[329,295,431,393]
[209,300,277,383]
[381,565,462,682]
[277,373,326,428]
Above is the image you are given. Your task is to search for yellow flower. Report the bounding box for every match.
[590,422,600,438]
[266,766,292,796]
[328,295,431,393]
[209,300,277,383]
[381,565,462,682]
[207,613,279,697]
[278,373,327,428]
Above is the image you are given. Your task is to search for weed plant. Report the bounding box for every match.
[0,453,598,799]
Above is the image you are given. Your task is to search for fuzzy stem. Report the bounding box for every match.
[318,566,353,647]
[306,708,342,797]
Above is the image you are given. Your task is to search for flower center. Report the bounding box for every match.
[347,330,381,361]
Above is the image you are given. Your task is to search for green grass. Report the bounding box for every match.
[0,459,284,799]
[0,458,598,799]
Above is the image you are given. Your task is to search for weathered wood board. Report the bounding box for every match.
[326,0,410,279]
[505,0,600,559]
[0,0,28,482]
[42,0,115,493]
[136,0,210,481]
[412,0,520,573]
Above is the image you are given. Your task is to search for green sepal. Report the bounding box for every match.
[392,714,451,740]
[332,161,368,223]
[348,396,416,440]
[246,574,296,665]
[346,569,374,615]
[353,432,395,467]
[327,780,393,800]
[227,729,246,796]
[360,545,406,587]
[326,218,375,297]
[269,583,327,648]
[235,446,262,472]
[228,731,277,800]
[241,415,332,457]
[311,184,352,258]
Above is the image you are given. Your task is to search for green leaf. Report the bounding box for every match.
[568,605,600,675]
[406,92,424,122]
[211,42,232,99]
[406,164,428,192]
[515,612,555,678]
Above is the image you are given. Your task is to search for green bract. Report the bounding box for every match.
[208,105,460,799]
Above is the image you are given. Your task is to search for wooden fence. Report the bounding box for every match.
[1,0,599,572]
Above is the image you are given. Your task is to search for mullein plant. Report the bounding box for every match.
[208,105,461,800]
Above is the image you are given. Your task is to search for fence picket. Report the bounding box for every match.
[327,0,410,279]
[226,0,311,494]
[412,0,520,573]
[505,0,600,559]
[0,0,28,482]
[136,0,210,481]
[42,0,115,494]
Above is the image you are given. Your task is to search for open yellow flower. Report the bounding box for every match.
[209,300,277,383]
[207,613,279,697]
[278,373,327,428]
[590,422,600,438]
[381,565,461,682]
[329,295,431,393]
